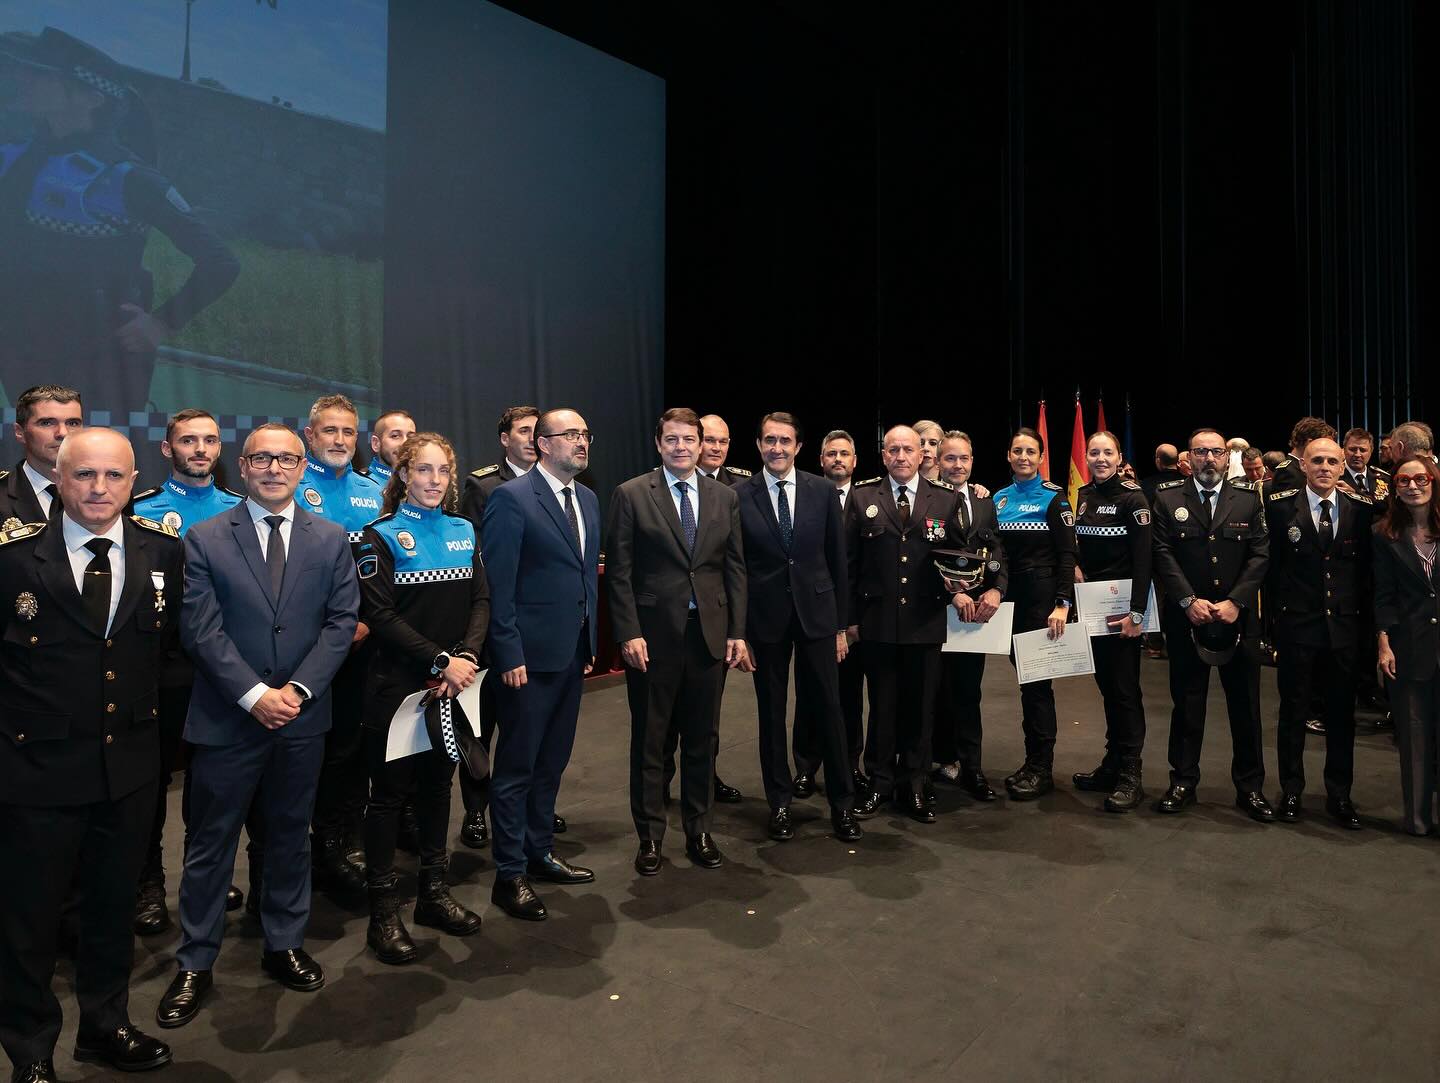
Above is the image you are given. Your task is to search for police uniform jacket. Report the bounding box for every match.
[297,456,383,542]
[1263,486,1373,649]
[845,474,966,645]
[1074,473,1152,614]
[701,465,752,488]
[992,474,1077,610]
[0,461,51,526]
[460,458,524,542]
[1344,464,1391,502]
[0,515,182,806]
[1150,478,1268,635]
[952,484,1009,599]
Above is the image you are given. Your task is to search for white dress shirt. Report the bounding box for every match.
[238,498,310,712]
[505,458,533,478]
[1307,486,1339,534]
[764,465,797,522]
[536,462,586,553]
[662,466,700,525]
[24,461,56,518]
[61,513,124,636]
[890,475,916,508]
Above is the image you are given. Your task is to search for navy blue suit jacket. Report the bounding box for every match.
[482,466,600,673]
[738,470,847,643]
[180,501,360,745]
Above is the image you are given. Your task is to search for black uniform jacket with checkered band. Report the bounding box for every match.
[1074,474,1153,615]
[356,502,490,732]
[1150,478,1269,637]
[1263,486,1374,650]
[0,516,183,806]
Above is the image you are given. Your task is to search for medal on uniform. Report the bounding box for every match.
[1,517,21,532]
[925,517,945,542]
[865,504,878,519]
[1174,507,1189,522]
[1287,524,1301,543]
[15,591,37,621]
[151,571,166,612]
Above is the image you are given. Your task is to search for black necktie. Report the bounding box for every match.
[562,486,581,549]
[957,489,970,532]
[896,485,911,530]
[1200,488,1215,526]
[81,537,113,636]
[1318,498,1333,550]
[264,515,287,599]
[837,487,846,510]
[776,479,793,551]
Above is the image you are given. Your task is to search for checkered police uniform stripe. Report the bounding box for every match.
[438,697,460,763]
[347,530,367,543]
[394,567,473,585]
[73,66,127,100]
[999,521,1050,531]
[25,210,128,237]
[1076,525,1129,536]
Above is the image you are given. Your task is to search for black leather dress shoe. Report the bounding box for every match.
[768,806,795,841]
[1326,797,1363,830]
[1277,793,1302,823]
[459,809,489,849]
[1156,784,1196,813]
[634,841,661,876]
[492,876,547,920]
[225,884,245,912]
[959,768,998,802]
[685,832,723,868]
[526,853,595,884]
[73,1023,172,1071]
[312,836,366,896]
[1235,791,1276,823]
[133,881,170,936]
[832,808,863,842]
[714,777,743,804]
[852,789,884,819]
[792,774,816,799]
[11,1060,57,1083]
[904,790,936,824]
[553,814,568,834]
[261,948,325,992]
[156,969,212,1029]
[923,779,937,811]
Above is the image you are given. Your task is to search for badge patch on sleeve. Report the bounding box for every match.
[1132,508,1150,526]
[357,554,378,579]
[1060,510,1074,527]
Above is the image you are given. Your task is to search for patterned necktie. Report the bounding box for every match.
[264,515,287,599]
[676,481,696,552]
[776,479,793,551]
[896,484,911,530]
[1318,498,1333,550]
[81,537,113,636]
[562,486,581,549]
[957,489,970,532]
[1200,488,1215,526]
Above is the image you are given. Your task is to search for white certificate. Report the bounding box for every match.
[1074,580,1160,636]
[1012,625,1095,684]
[455,670,487,738]
[943,602,1015,654]
[385,688,433,762]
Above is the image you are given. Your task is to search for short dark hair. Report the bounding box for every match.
[1189,427,1224,445]
[1011,426,1044,455]
[498,405,540,438]
[656,407,702,442]
[243,423,302,455]
[165,408,217,445]
[373,408,415,431]
[822,429,855,447]
[757,411,803,444]
[1341,427,1373,448]
[1240,446,1263,463]
[1289,416,1336,450]
[15,384,83,426]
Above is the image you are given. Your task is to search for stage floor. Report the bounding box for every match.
[49,657,1439,1082]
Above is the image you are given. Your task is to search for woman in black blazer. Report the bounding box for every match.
[1374,455,1440,835]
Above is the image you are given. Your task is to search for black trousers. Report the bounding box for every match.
[1393,674,1440,835]
[1276,638,1356,798]
[862,641,940,796]
[629,615,723,842]
[751,618,855,812]
[1163,611,1266,792]
[1009,574,1060,768]
[363,727,455,885]
[1355,608,1387,706]
[933,651,986,767]
[458,669,498,814]
[1090,635,1146,759]
[0,781,156,1067]
[795,644,865,778]
[311,650,369,843]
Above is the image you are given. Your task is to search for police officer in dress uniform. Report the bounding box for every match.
[846,425,968,823]
[129,409,245,935]
[1268,417,1338,504]
[0,29,239,416]
[0,385,83,527]
[296,395,383,897]
[1071,430,1152,812]
[1150,428,1275,822]
[0,428,182,1083]
[1342,427,1391,719]
[1264,437,1374,829]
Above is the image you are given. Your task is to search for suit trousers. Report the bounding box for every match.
[0,781,156,1066]
[458,669,498,814]
[796,644,864,779]
[311,649,369,843]
[630,615,722,842]
[178,732,324,969]
[491,627,587,878]
[862,641,940,796]
[1163,612,1266,792]
[140,684,190,885]
[662,666,727,789]
[1090,635,1146,760]
[1276,638,1356,797]
[933,650,986,767]
[363,727,455,884]
[751,618,855,812]
[1392,674,1440,835]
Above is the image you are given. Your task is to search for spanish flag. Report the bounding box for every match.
[1036,399,1051,482]
[1068,392,1088,509]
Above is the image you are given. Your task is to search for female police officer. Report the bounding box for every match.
[357,433,489,964]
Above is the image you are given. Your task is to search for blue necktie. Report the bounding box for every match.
[776,479,793,551]
[676,481,696,552]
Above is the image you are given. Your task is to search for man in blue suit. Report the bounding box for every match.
[156,424,359,1029]
[482,408,601,921]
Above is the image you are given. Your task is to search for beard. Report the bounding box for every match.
[176,458,215,481]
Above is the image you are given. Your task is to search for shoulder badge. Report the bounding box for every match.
[855,476,882,487]
[131,514,179,538]
[130,485,162,503]
[1277,457,1293,469]
[471,465,499,479]
[725,466,753,478]
[1156,479,1185,491]
[1340,488,1373,505]
[927,477,954,491]
[1266,488,1299,502]
[1042,480,1062,491]
[1374,466,1392,479]
[0,521,44,545]
[1121,480,1141,490]
[1228,480,1255,491]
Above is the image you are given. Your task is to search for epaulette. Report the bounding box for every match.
[725,466,752,478]
[1340,488,1373,505]
[0,521,44,545]
[1374,466,1392,479]
[1042,480,1062,491]
[1121,480,1141,490]
[470,465,499,479]
[129,485,162,503]
[0,469,8,481]
[1276,457,1293,469]
[1266,488,1299,502]
[221,486,245,500]
[855,476,882,487]
[131,514,179,538]
[1228,480,1255,491]
[1156,479,1186,491]
[926,476,954,491]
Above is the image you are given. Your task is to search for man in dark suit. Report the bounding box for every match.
[1264,438,1374,829]
[1341,427,1391,717]
[157,424,359,1028]
[737,413,859,842]
[608,408,748,875]
[0,384,84,528]
[0,428,182,1082]
[483,408,601,919]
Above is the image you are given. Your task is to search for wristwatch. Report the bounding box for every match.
[1056,598,1072,609]
[288,682,310,701]
[430,652,451,676]
[1129,611,1145,626]
[1179,595,1197,609]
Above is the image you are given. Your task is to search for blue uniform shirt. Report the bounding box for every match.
[366,458,393,487]
[297,456,383,541]
[361,502,477,585]
[132,477,243,536]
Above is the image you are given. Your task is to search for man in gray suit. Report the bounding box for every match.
[156,424,359,1029]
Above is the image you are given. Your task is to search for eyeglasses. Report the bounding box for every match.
[244,452,303,469]
[1395,475,1432,489]
[539,429,595,445]
[1190,447,1227,459]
